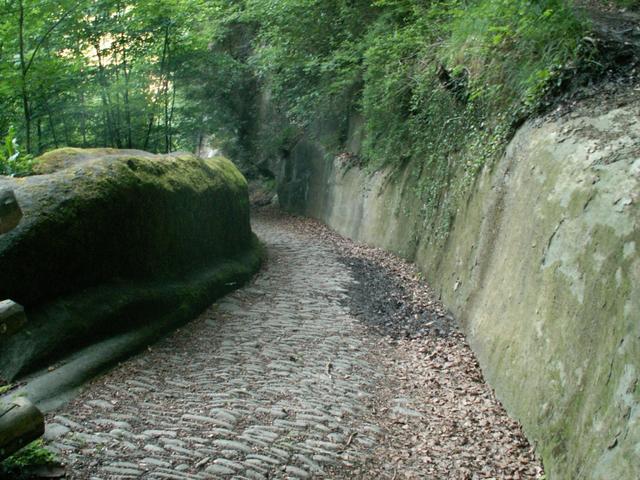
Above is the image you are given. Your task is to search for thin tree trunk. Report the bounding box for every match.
[15,0,78,152]
[144,24,170,151]
[113,46,122,148]
[36,117,42,152]
[46,107,59,148]
[167,81,177,152]
[164,88,169,153]
[94,43,116,147]
[61,112,71,146]
[80,92,87,147]
[18,0,31,153]
[103,110,109,146]
[120,27,132,148]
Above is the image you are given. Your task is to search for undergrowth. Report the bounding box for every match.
[362,0,586,238]
[0,127,35,177]
[211,0,593,236]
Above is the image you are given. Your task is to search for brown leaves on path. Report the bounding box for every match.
[255,206,544,479]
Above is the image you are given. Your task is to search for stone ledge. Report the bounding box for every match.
[0,189,22,235]
[0,396,44,461]
[0,300,26,338]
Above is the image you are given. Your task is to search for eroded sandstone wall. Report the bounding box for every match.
[276,97,640,479]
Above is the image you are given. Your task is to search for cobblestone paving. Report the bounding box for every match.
[44,216,389,479]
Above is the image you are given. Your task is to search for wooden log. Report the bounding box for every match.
[0,396,45,460]
[0,300,27,337]
[0,188,22,235]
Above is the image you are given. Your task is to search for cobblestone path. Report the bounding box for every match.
[44,216,390,479]
[42,214,542,480]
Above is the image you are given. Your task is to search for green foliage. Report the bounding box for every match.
[357,0,585,167]
[0,384,12,394]
[0,0,246,155]
[444,0,584,109]
[612,0,638,9]
[224,0,587,236]
[0,0,593,236]
[0,440,57,474]
[0,127,35,176]
[241,0,374,125]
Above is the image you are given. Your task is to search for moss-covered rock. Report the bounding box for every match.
[0,149,262,381]
[0,149,252,306]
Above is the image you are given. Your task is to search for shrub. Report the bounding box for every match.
[0,127,35,177]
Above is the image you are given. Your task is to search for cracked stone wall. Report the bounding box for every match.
[275,97,640,479]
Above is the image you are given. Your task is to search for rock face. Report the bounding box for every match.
[0,189,22,234]
[0,396,45,461]
[274,93,640,479]
[0,149,262,382]
[0,300,26,338]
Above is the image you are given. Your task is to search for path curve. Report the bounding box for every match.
[42,213,542,479]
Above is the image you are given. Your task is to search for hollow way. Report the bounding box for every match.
[43,210,543,479]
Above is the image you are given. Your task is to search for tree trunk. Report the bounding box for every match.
[167,82,177,152]
[18,0,31,153]
[120,23,132,149]
[95,43,115,147]
[80,92,87,147]
[36,116,43,153]
[45,104,59,148]
[144,24,170,151]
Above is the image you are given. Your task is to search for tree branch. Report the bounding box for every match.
[24,0,83,76]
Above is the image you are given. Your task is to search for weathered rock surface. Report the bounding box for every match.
[0,149,262,383]
[0,189,22,234]
[275,90,640,479]
[0,300,27,338]
[0,396,44,461]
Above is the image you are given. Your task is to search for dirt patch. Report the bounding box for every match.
[338,255,457,339]
[539,3,640,121]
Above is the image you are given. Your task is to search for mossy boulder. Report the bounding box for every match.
[0,149,252,306]
[0,149,262,382]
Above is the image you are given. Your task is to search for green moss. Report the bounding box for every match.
[33,148,149,175]
[0,149,253,307]
[0,148,261,381]
[32,148,86,174]
[206,155,249,190]
[0,440,57,475]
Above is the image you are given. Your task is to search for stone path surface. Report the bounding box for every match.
[42,213,542,479]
